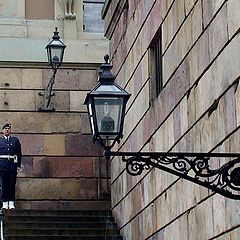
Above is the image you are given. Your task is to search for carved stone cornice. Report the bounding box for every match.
[0,61,100,70]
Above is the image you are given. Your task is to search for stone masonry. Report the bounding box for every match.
[103,0,240,239]
[0,0,109,209]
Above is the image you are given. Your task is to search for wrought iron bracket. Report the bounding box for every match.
[104,151,240,200]
[38,69,57,111]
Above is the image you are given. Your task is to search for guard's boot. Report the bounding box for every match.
[8,201,15,209]
[2,202,8,209]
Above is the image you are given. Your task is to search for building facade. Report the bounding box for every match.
[0,0,109,209]
[103,0,240,239]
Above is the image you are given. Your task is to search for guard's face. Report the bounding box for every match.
[3,127,11,137]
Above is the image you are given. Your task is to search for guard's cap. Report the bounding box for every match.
[2,123,11,129]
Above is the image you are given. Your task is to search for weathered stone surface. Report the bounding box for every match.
[43,69,79,90]
[212,195,227,235]
[107,0,240,239]
[227,0,240,38]
[216,228,240,240]
[202,0,226,28]
[37,90,70,111]
[0,68,22,88]
[0,0,109,220]
[93,157,108,178]
[0,24,26,38]
[0,34,108,63]
[78,69,98,90]
[18,156,34,177]
[22,69,43,89]
[184,0,198,16]
[31,156,95,178]
[65,134,101,156]
[19,134,44,155]
[235,83,240,126]
[194,34,240,121]
[111,0,162,87]
[162,0,185,52]
[163,0,202,83]
[208,5,228,60]
[36,69,97,111]
[17,200,111,210]
[0,0,25,18]
[44,135,65,155]
[188,29,210,86]
[16,178,98,199]
[188,199,214,240]
[124,81,149,139]
[0,90,35,110]
[162,214,188,240]
[70,90,87,112]
[18,133,101,156]
[0,112,90,133]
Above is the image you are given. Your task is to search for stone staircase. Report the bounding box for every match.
[3,209,122,239]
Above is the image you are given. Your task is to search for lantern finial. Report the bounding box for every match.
[52,27,60,40]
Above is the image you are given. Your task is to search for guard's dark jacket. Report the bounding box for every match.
[0,136,22,172]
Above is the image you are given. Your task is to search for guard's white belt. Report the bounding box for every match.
[0,155,18,163]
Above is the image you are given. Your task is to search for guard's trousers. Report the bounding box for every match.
[0,170,17,201]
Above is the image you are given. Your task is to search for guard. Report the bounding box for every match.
[0,124,22,209]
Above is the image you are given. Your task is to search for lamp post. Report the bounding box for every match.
[84,55,240,200]
[39,27,66,111]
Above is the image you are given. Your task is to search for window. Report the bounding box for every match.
[83,0,105,33]
[149,26,163,102]
[25,0,54,19]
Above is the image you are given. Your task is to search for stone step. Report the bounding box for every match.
[5,215,115,223]
[6,221,118,229]
[5,228,120,236]
[6,209,112,216]
[17,200,111,210]
[6,236,122,240]
[4,209,122,239]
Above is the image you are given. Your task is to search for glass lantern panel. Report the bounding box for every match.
[95,84,122,92]
[50,47,63,65]
[87,102,96,136]
[94,97,124,138]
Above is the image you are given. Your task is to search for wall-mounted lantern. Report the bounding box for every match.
[39,27,66,111]
[84,55,240,200]
[84,55,131,150]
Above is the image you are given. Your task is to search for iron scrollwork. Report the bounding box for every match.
[109,152,240,200]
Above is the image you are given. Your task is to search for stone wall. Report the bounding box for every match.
[0,0,109,209]
[0,0,108,63]
[103,0,240,239]
[0,66,109,209]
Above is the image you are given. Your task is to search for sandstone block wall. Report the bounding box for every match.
[103,0,240,239]
[0,0,108,63]
[0,66,109,209]
[0,0,109,209]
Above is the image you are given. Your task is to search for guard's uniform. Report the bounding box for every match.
[0,135,22,202]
